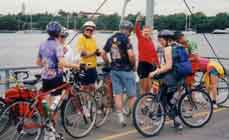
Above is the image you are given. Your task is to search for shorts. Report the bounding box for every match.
[137,61,157,79]
[42,76,63,96]
[111,70,137,97]
[82,68,97,85]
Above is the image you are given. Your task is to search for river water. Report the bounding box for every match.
[0,32,229,68]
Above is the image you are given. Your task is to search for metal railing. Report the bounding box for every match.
[0,66,41,91]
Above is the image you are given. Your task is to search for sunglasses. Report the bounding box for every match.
[60,35,66,38]
[85,28,94,33]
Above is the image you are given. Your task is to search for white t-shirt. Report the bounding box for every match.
[64,44,80,64]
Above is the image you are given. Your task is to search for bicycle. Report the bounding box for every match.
[194,72,229,105]
[0,69,97,140]
[132,77,213,137]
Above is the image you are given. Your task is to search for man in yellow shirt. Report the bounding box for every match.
[76,21,100,91]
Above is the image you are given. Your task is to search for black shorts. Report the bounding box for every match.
[82,68,97,85]
[137,61,157,79]
[42,76,63,96]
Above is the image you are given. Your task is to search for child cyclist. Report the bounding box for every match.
[36,21,79,138]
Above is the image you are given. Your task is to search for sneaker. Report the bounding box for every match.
[117,112,127,127]
[213,104,219,109]
[174,117,183,130]
[44,127,56,140]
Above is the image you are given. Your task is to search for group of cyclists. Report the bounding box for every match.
[36,13,225,137]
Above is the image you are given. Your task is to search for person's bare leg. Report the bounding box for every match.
[128,96,137,111]
[114,94,126,126]
[145,78,152,93]
[210,75,218,106]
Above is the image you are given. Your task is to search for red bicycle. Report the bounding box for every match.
[0,69,97,140]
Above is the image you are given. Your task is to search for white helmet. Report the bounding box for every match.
[82,21,96,29]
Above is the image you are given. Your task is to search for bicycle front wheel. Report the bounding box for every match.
[178,89,213,128]
[0,100,43,140]
[61,92,97,138]
[133,93,165,137]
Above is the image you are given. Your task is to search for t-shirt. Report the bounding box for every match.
[38,38,64,80]
[103,32,133,71]
[76,35,97,68]
[187,40,198,54]
[64,44,80,64]
[135,22,159,65]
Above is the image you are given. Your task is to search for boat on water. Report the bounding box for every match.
[212,29,229,34]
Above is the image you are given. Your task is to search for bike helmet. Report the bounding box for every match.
[174,31,184,41]
[82,21,96,29]
[46,21,62,37]
[60,27,69,38]
[119,20,134,31]
[158,30,175,40]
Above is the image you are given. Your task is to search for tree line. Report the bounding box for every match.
[0,10,228,33]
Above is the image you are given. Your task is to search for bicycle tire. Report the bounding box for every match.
[178,89,213,128]
[61,92,97,138]
[0,100,43,140]
[133,93,165,137]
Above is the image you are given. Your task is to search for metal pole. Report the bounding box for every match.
[121,0,131,24]
[146,0,155,28]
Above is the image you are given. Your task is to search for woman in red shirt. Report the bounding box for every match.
[135,15,159,94]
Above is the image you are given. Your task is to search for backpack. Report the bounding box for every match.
[172,43,192,80]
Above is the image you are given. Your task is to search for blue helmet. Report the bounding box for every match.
[158,30,175,40]
[46,21,62,37]
[119,20,134,31]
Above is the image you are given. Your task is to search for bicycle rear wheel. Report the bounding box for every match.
[0,100,43,140]
[133,93,165,137]
[61,92,97,138]
[178,89,213,128]
[216,78,229,105]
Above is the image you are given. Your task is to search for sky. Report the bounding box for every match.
[0,0,229,16]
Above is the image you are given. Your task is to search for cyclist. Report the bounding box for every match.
[76,21,100,92]
[174,31,225,108]
[36,21,79,137]
[135,15,159,95]
[102,20,137,127]
[149,30,192,130]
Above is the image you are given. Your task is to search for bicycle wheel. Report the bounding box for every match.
[61,92,97,138]
[0,98,11,136]
[216,78,229,105]
[0,100,43,140]
[133,93,165,137]
[95,87,111,128]
[178,89,213,128]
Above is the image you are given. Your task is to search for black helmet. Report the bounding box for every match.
[174,31,184,41]
[119,20,134,31]
[158,30,175,40]
[46,21,62,37]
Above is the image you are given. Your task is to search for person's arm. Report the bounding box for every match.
[59,57,79,69]
[149,47,172,77]
[135,19,142,38]
[57,45,79,69]
[36,47,43,66]
[127,48,136,70]
[157,47,173,74]
[101,38,111,65]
